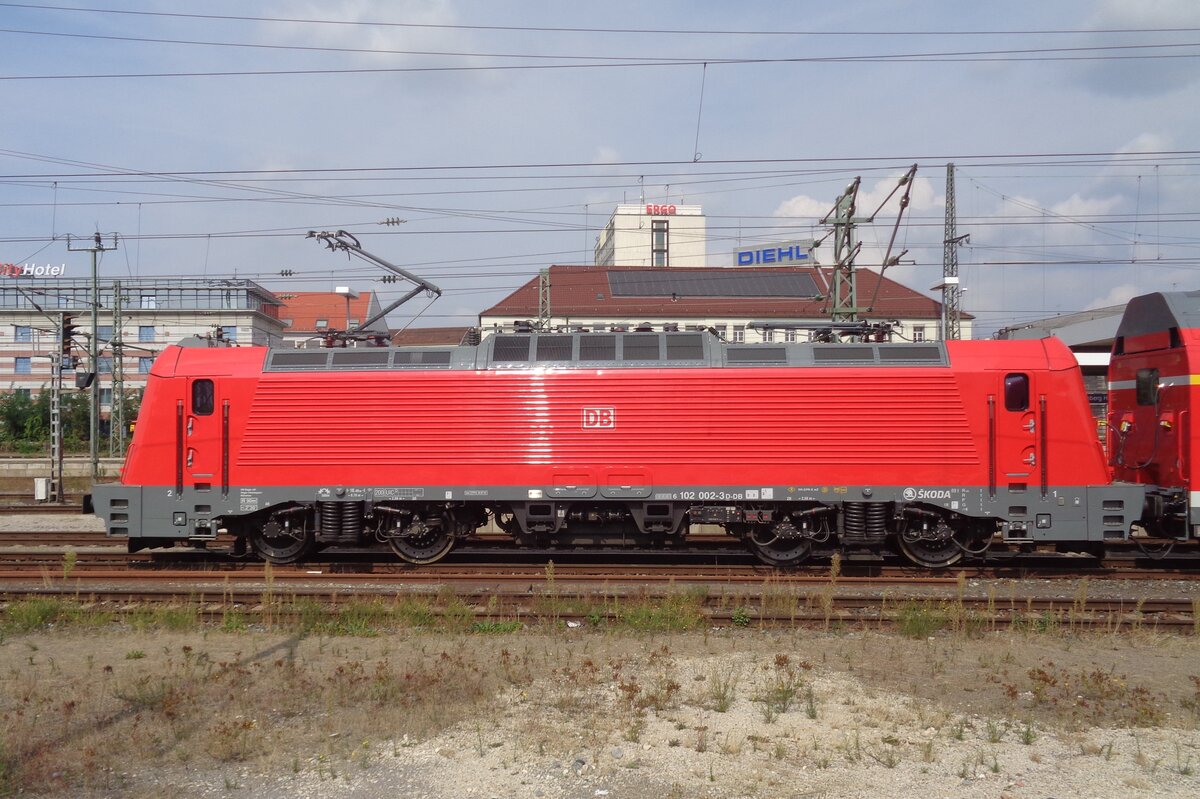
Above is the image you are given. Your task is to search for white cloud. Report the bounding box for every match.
[1075,0,1200,97]
[773,173,943,222]
[266,0,466,60]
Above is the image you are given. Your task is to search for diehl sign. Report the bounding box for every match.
[735,240,814,266]
[0,263,68,278]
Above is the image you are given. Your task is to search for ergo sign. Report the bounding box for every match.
[645,204,677,216]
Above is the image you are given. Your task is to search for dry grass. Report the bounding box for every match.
[1,596,1199,796]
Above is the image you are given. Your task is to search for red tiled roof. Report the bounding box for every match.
[391,327,471,346]
[480,265,965,321]
[277,291,384,332]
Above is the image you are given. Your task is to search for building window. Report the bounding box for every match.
[651,220,668,266]
[97,356,113,374]
[733,325,746,343]
[100,388,113,406]
[762,329,775,343]
[97,324,113,343]
[784,329,798,343]
[14,388,31,399]
[138,357,153,374]
[14,356,31,374]
[138,325,155,342]
[315,319,328,329]
[140,295,157,309]
[14,325,31,343]
[912,325,926,342]
[713,324,727,340]
[220,325,237,342]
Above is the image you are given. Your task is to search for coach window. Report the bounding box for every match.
[191,379,215,416]
[1136,368,1160,406]
[1004,373,1029,412]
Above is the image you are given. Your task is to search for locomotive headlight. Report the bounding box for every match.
[172,512,188,526]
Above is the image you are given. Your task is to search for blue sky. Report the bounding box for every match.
[2,0,1198,336]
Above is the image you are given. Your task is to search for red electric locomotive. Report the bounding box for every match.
[89,292,1199,568]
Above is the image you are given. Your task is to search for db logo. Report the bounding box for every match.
[582,407,615,429]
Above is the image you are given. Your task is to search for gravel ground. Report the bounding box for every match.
[116,646,1200,799]
[4,512,1200,798]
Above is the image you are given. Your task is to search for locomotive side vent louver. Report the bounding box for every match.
[812,346,875,363]
[578,335,617,361]
[492,335,532,362]
[331,350,390,368]
[622,333,662,361]
[392,350,452,367]
[877,345,944,362]
[665,333,705,361]
[727,347,788,364]
[268,351,331,369]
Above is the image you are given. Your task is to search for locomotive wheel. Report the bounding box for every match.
[896,535,963,569]
[249,520,315,565]
[748,531,813,567]
[387,526,455,565]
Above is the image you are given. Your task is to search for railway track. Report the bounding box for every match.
[0,580,1193,632]
[1,539,1199,581]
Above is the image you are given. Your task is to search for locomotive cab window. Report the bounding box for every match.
[1004,373,1029,412]
[191,379,214,416]
[1136,368,1160,406]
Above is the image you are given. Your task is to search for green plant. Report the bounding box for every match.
[752,654,808,723]
[804,685,818,719]
[731,607,751,627]
[4,598,79,632]
[704,664,740,712]
[470,620,522,634]
[896,602,948,639]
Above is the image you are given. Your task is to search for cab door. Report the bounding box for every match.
[185,377,222,490]
[995,372,1041,495]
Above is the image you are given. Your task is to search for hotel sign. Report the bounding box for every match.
[1,262,68,278]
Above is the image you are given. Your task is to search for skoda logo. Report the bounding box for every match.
[902,488,917,501]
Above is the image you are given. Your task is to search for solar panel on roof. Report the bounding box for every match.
[608,271,819,298]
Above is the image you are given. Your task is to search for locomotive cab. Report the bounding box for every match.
[1108,291,1200,539]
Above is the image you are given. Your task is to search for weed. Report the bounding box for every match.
[615,594,703,632]
[866,746,899,768]
[752,654,809,723]
[1021,660,1165,728]
[221,610,247,633]
[731,607,751,627]
[1177,744,1194,776]
[1019,721,1036,745]
[125,650,146,660]
[470,620,522,634]
[62,550,77,580]
[703,663,740,712]
[332,600,391,636]
[804,684,818,719]
[4,598,80,632]
[896,602,947,639]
